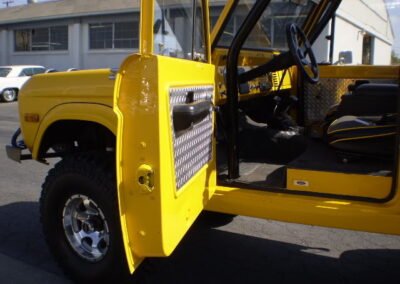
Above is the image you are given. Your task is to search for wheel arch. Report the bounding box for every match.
[31,103,117,160]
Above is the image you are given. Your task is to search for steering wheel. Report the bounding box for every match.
[286,23,319,84]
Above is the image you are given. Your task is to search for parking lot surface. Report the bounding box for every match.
[1,102,400,283]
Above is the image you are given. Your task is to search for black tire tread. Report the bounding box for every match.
[39,152,129,283]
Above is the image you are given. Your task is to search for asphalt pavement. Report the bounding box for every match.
[1,101,400,284]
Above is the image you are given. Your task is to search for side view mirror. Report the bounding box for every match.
[338,51,353,65]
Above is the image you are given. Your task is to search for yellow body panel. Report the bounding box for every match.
[287,169,392,199]
[206,185,400,235]
[319,65,400,79]
[114,54,216,272]
[18,69,114,158]
[32,103,116,159]
[210,0,236,45]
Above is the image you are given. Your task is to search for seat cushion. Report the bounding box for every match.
[327,116,396,156]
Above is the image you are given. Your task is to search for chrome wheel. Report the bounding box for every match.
[2,89,17,102]
[62,194,110,262]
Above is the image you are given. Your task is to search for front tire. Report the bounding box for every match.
[40,153,129,283]
[0,89,17,102]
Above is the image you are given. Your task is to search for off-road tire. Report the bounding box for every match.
[40,153,130,283]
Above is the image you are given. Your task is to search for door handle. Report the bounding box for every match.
[173,100,212,136]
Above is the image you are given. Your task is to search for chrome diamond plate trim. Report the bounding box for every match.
[170,86,214,190]
[304,78,398,125]
[304,78,352,124]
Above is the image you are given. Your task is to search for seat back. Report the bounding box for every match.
[337,83,398,117]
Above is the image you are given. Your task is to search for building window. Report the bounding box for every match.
[89,21,138,50]
[362,34,374,65]
[15,26,68,52]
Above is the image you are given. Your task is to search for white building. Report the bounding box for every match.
[313,0,394,65]
[0,0,141,70]
[0,0,394,70]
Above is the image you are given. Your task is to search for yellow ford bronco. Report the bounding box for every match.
[6,0,400,282]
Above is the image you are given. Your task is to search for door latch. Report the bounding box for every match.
[137,164,155,193]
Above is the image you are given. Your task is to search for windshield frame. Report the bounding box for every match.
[151,0,210,62]
[211,0,320,52]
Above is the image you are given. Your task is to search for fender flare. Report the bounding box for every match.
[32,103,117,160]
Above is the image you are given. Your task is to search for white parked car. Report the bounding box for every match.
[0,65,46,102]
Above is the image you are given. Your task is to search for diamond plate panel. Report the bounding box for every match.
[170,86,214,190]
[304,78,353,124]
[304,78,398,125]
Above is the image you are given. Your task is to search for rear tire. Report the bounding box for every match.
[0,89,17,102]
[40,153,130,283]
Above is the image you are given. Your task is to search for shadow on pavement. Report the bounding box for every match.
[133,213,400,284]
[0,202,63,277]
[1,202,400,284]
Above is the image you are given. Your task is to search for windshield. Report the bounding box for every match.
[154,0,206,61]
[0,68,11,77]
[216,0,317,51]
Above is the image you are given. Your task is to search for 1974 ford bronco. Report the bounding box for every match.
[6,0,400,282]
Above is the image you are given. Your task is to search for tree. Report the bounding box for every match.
[392,51,400,65]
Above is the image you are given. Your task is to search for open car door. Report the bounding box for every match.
[113,0,216,272]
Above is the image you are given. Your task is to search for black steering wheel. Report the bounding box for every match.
[286,23,319,84]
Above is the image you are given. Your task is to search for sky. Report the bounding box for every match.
[1,0,400,56]
[386,0,400,56]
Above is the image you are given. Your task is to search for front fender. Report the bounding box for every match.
[31,103,117,160]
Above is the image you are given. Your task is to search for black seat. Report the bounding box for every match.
[327,115,396,157]
[327,83,398,159]
[336,83,398,117]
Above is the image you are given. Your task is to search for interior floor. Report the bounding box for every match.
[217,137,392,190]
[219,162,286,188]
[288,138,392,176]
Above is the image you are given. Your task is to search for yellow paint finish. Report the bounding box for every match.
[210,0,236,46]
[206,185,400,235]
[270,69,292,91]
[212,48,292,104]
[319,65,400,79]
[114,54,215,273]
[31,103,116,160]
[287,169,392,199]
[18,69,115,157]
[303,1,329,38]
[212,48,276,68]
[140,0,153,55]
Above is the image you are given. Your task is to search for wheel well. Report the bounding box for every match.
[3,88,19,93]
[1,88,19,96]
[39,120,115,158]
